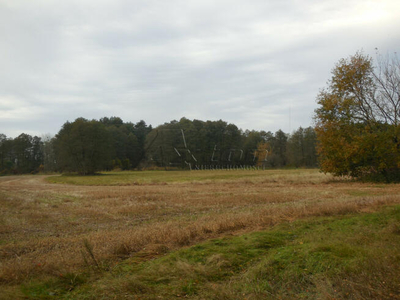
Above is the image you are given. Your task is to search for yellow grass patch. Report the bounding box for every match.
[1,170,400,284]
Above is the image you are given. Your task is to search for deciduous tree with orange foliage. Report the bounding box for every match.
[315,51,400,181]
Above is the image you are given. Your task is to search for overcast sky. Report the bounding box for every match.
[1,0,400,138]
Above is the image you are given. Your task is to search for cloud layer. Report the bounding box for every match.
[1,0,400,137]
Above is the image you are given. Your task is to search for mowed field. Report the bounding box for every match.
[1,169,400,299]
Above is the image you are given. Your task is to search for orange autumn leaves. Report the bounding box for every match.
[315,52,400,181]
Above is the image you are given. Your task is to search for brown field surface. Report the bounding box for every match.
[1,169,400,287]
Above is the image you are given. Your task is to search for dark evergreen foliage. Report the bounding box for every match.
[0,133,43,174]
[1,117,317,175]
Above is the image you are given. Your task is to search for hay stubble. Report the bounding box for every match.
[1,170,400,283]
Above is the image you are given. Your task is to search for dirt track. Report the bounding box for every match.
[0,175,88,191]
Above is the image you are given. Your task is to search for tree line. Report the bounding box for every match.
[144,118,317,169]
[0,117,318,175]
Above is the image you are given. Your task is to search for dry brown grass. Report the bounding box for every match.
[1,170,400,285]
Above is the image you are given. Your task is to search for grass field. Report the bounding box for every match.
[1,169,400,299]
[47,169,328,185]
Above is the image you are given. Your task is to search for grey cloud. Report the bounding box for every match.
[1,0,400,137]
